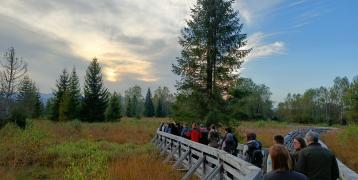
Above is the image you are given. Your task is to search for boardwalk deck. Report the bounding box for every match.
[154,127,358,180]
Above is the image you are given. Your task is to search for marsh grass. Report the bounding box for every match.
[0,118,181,179]
[322,124,358,172]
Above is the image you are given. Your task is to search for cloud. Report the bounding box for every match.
[0,0,193,93]
[243,32,285,62]
[234,0,285,25]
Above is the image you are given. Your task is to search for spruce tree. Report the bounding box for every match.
[172,0,250,119]
[132,95,139,117]
[51,69,69,120]
[81,58,108,122]
[144,88,155,117]
[105,92,122,121]
[126,96,132,117]
[156,98,164,117]
[16,75,43,118]
[67,68,81,120]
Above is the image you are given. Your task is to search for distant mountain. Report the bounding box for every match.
[40,93,53,103]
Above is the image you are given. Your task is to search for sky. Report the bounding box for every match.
[0,0,357,104]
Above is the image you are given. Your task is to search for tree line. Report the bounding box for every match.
[0,48,174,128]
[275,76,358,125]
[44,59,175,122]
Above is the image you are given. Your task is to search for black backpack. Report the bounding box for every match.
[247,140,263,168]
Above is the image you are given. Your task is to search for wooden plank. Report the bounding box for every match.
[182,156,205,180]
[164,145,180,163]
[173,150,190,169]
[203,164,222,180]
[222,163,246,179]
[161,142,171,156]
[156,130,262,179]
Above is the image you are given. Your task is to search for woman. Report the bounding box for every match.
[208,124,220,148]
[263,144,308,180]
[291,137,306,165]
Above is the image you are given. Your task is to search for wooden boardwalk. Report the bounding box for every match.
[153,127,358,180]
[152,130,262,180]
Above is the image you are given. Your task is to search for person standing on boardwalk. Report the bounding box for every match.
[187,123,202,143]
[267,135,286,173]
[208,124,220,148]
[291,136,306,167]
[295,131,339,180]
[263,144,308,180]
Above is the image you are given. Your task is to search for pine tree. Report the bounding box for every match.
[156,98,164,117]
[132,95,138,117]
[16,76,40,118]
[81,58,108,122]
[126,96,132,117]
[51,69,69,120]
[67,68,81,120]
[144,88,155,117]
[172,0,250,119]
[33,90,43,118]
[59,91,71,121]
[105,92,122,121]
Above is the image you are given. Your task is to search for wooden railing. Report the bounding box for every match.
[152,130,262,180]
[284,128,358,180]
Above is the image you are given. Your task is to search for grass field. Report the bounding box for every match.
[0,118,184,179]
[0,118,357,179]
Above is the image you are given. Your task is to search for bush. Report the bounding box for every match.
[46,140,108,179]
[9,107,27,129]
[0,121,48,167]
[338,124,358,142]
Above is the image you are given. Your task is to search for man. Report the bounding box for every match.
[243,132,263,168]
[295,131,339,180]
[266,135,285,173]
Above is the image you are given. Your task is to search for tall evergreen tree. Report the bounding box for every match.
[105,92,122,121]
[126,96,132,117]
[67,68,81,119]
[16,75,41,118]
[144,88,155,117]
[172,0,250,120]
[81,58,108,122]
[51,69,69,120]
[132,95,139,117]
[156,98,164,117]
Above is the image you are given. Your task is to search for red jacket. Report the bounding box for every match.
[188,128,202,142]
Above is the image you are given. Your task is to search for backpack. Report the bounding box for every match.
[246,140,263,168]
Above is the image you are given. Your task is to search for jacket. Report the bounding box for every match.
[295,142,339,180]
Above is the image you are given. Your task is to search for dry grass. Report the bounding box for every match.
[322,129,358,172]
[108,153,184,180]
[35,117,165,144]
[234,121,297,147]
[0,118,175,179]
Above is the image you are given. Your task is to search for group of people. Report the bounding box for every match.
[256,131,339,180]
[159,123,340,180]
[160,122,239,155]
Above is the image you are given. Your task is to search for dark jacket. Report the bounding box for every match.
[295,142,339,180]
[264,170,308,180]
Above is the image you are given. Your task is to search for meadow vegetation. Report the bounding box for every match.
[0,118,357,179]
[322,124,358,172]
[0,118,185,179]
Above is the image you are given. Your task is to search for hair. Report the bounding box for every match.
[192,123,198,129]
[210,124,216,130]
[246,132,256,141]
[294,136,307,149]
[274,135,285,145]
[270,144,292,171]
[305,131,319,143]
[225,127,232,133]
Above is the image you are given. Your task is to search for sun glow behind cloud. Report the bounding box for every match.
[0,0,301,87]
